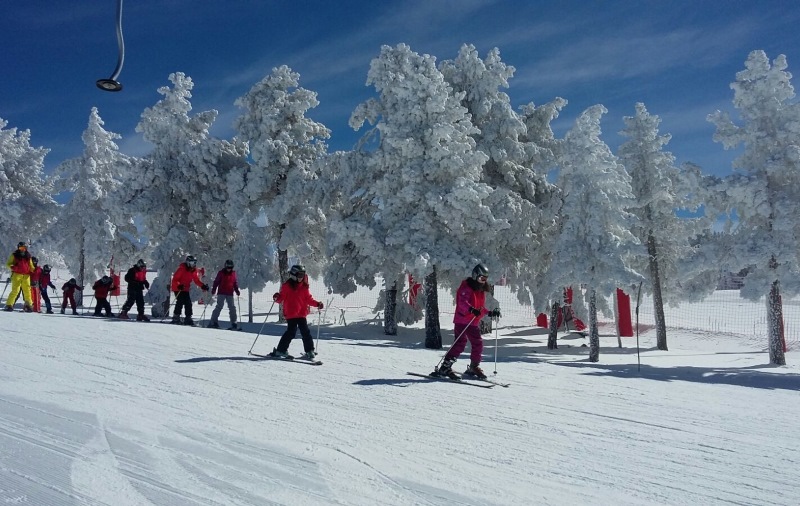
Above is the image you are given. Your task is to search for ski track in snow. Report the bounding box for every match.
[1,310,799,505]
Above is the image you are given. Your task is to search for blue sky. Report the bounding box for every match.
[2,0,799,177]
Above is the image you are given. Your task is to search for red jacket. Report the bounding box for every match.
[453,278,488,327]
[7,250,33,275]
[212,269,239,296]
[171,263,204,292]
[275,280,319,319]
[30,266,42,286]
[40,272,55,291]
[92,280,116,299]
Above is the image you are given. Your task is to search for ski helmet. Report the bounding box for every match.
[288,264,306,282]
[186,255,197,267]
[101,275,112,284]
[42,264,51,273]
[471,264,489,281]
[68,278,76,284]
[31,256,38,266]
[224,259,234,269]
[136,259,146,269]
[17,241,27,249]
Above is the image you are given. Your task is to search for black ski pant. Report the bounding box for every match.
[94,297,112,316]
[173,291,193,317]
[41,288,52,312]
[121,287,145,316]
[276,317,314,353]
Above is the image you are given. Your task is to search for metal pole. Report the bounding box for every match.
[493,314,500,375]
[315,308,322,351]
[248,299,276,354]
[635,281,643,372]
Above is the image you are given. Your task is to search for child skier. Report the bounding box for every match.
[170,255,209,326]
[207,259,240,330]
[30,257,42,312]
[92,275,116,317]
[4,242,34,312]
[433,264,501,380]
[60,278,84,315]
[119,259,150,321]
[269,265,323,360]
[40,264,56,313]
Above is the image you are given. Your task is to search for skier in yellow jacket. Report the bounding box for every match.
[4,242,35,312]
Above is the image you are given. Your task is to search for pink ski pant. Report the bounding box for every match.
[445,323,483,364]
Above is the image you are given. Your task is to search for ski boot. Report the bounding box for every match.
[60,308,65,314]
[46,309,54,314]
[183,316,194,326]
[171,314,182,324]
[434,357,459,380]
[228,323,239,331]
[268,348,293,359]
[207,321,220,329]
[463,363,488,380]
[299,350,317,360]
[4,305,14,312]
[72,309,78,315]
[136,313,150,322]
[118,311,130,320]
[24,304,33,313]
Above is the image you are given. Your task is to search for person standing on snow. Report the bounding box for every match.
[30,256,43,312]
[119,259,151,321]
[4,242,35,312]
[269,264,323,360]
[92,275,116,317]
[170,255,208,326]
[207,259,240,330]
[434,264,501,380]
[39,264,57,314]
[60,278,84,315]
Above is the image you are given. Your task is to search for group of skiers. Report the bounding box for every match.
[5,241,500,381]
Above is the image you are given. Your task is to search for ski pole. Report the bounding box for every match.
[635,281,643,372]
[435,315,477,370]
[237,295,241,323]
[0,277,9,305]
[315,308,322,351]
[85,295,95,316]
[199,294,210,323]
[249,299,276,354]
[493,314,500,375]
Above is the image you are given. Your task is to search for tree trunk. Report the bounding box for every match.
[248,290,253,323]
[547,302,560,349]
[278,248,288,323]
[78,227,85,308]
[588,288,599,362]
[384,279,397,335]
[424,267,441,349]
[647,232,667,351]
[767,279,786,365]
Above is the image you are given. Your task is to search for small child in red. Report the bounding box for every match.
[92,275,116,317]
[61,278,84,315]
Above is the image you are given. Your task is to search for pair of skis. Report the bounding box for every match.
[248,352,323,366]
[406,371,510,388]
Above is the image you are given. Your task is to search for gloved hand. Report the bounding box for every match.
[235,289,240,296]
[273,293,279,301]
[201,284,209,291]
[177,283,184,291]
[490,308,501,318]
[317,302,324,309]
[144,280,150,289]
[469,307,481,317]
[211,290,216,296]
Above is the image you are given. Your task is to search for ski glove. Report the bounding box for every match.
[490,308,501,318]
[317,302,324,309]
[273,293,279,301]
[143,280,150,289]
[177,284,184,291]
[235,289,240,296]
[201,284,209,292]
[469,307,481,317]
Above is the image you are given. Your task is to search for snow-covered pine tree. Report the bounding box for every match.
[232,65,330,289]
[0,118,57,256]
[547,105,642,362]
[440,44,562,323]
[345,43,504,346]
[46,108,139,301]
[707,50,800,365]
[128,73,248,314]
[619,103,706,351]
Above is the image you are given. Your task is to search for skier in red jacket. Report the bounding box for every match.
[170,255,208,326]
[207,259,240,330]
[269,265,323,360]
[92,275,116,317]
[39,264,57,314]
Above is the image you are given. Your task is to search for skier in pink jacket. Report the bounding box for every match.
[435,264,500,380]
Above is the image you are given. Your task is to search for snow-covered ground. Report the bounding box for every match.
[1,286,799,505]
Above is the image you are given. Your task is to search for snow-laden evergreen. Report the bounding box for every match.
[619,103,706,351]
[707,50,800,365]
[547,105,642,361]
[0,118,56,255]
[336,43,506,344]
[232,65,330,284]
[45,108,139,292]
[128,73,249,312]
[439,44,560,307]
